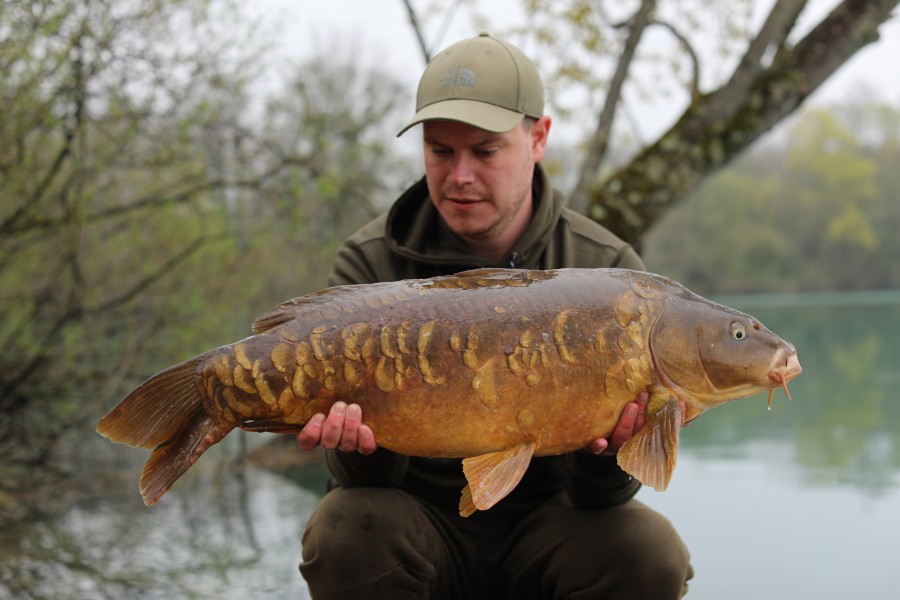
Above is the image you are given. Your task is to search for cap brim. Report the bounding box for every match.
[397,99,525,137]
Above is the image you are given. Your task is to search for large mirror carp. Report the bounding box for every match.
[97,268,801,516]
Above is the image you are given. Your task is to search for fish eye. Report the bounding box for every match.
[730,322,747,341]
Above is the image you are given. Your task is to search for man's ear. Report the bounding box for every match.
[530,115,552,162]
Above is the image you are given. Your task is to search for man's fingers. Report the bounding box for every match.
[339,404,362,452]
[588,437,609,455]
[320,402,347,450]
[357,424,377,455]
[634,392,649,431]
[608,402,639,450]
[295,402,377,454]
[297,414,325,452]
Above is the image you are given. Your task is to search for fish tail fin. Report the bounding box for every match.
[138,410,231,505]
[96,356,234,505]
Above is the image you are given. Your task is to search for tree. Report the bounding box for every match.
[0,0,256,471]
[642,103,900,294]
[0,0,416,477]
[403,0,900,249]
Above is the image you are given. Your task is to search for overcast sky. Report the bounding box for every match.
[249,0,900,145]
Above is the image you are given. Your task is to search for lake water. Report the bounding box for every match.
[2,295,898,599]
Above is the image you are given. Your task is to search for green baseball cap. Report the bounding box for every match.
[397,33,544,136]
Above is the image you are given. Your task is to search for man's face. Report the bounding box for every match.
[422,117,550,256]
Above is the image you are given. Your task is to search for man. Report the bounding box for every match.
[297,33,693,599]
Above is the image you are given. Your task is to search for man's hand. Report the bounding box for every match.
[297,402,377,455]
[585,393,687,456]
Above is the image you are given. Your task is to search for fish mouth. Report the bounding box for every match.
[766,350,802,408]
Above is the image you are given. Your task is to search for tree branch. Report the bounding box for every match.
[589,0,900,250]
[648,17,702,98]
[704,0,808,122]
[91,232,231,315]
[401,0,431,63]
[569,0,656,211]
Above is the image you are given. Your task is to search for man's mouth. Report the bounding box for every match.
[445,197,483,208]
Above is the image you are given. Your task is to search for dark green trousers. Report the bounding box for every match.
[300,487,692,599]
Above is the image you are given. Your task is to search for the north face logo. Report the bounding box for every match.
[440,68,475,86]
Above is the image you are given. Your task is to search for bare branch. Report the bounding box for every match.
[647,18,701,98]
[401,0,431,63]
[569,0,656,211]
[91,232,232,314]
[705,0,808,122]
[590,0,900,249]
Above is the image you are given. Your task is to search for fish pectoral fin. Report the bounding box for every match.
[460,442,536,517]
[616,397,681,492]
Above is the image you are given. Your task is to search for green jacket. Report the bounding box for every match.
[325,164,645,516]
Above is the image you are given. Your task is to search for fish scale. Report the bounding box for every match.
[97,267,801,516]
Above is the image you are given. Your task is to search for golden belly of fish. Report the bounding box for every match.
[97,268,801,516]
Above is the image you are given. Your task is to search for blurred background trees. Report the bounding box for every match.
[643,103,900,293]
[0,0,410,474]
[1,0,898,479]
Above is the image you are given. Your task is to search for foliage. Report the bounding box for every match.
[643,104,900,294]
[0,0,412,473]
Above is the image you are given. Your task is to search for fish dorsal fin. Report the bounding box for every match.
[454,268,523,278]
[460,442,536,517]
[616,397,681,491]
[251,283,384,333]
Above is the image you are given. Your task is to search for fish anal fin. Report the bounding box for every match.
[460,442,536,517]
[617,397,681,492]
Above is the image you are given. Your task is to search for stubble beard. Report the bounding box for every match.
[441,165,534,244]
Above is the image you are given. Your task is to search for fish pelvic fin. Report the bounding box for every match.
[460,442,536,517]
[96,356,233,505]
[459,485,477,518]
[617,397,681,492]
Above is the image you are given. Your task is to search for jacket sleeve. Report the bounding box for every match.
[564,451,642,508]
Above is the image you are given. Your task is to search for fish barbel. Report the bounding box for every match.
[96,268,802,516]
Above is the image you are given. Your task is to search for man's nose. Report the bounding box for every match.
[448,154,476,185]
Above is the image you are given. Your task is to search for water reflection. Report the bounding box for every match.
[0,443,322,600]
[1,297,898,599]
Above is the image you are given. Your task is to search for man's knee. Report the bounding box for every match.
[501,499,692,599]
[585,501,693,597]
[299,487,442,598]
